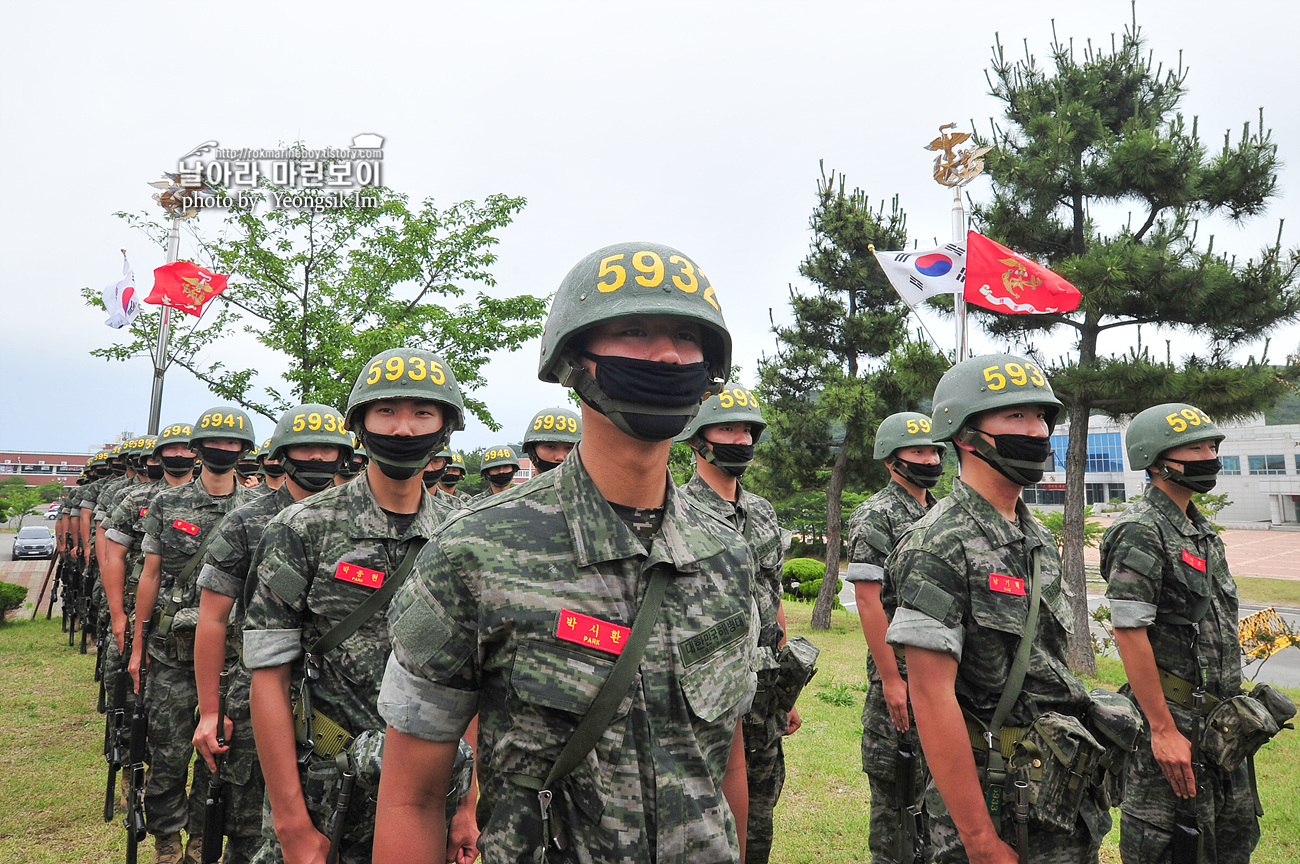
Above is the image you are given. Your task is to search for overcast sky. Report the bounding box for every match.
[3,0,1298,455]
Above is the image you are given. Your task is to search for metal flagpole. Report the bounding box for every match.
[925,123,990,362]
[147,217,181,435]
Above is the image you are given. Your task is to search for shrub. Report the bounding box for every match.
[782,557,826,594]
[0,582,28,622]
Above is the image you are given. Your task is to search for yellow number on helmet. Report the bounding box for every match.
[1166,412,1188,433]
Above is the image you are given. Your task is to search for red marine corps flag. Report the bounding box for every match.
[964,231,1081,315]
[145,261,230,317]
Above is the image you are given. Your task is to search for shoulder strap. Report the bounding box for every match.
[540,566,671,790]
[308,538,427,657]
[179,514,229,587]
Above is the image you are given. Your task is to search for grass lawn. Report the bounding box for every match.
[774,600,1300,864]
[2,609,1297,862]
[1236,576,1300,609]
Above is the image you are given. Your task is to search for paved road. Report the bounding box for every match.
[839,582,1300,689]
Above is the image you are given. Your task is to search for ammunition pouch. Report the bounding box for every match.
[771,636,820,714]
[1085,688,1144,808]
[748,647,784,718]
[1200,684,1296,772]
[1007,712,1105,834]
[165,629,196,663]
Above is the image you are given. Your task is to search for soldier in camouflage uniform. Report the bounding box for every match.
[334,439,367,484]
[1102,404,1260,863]
[677,382,794,864]
[847,412,944,864]
[374,241,759,864]
[95,438,154,653]
[475,443,521,500]
[129,408,256,864]
[192,405,353,864]
[522,406,582,474]
[886,355,1110,864]
[243,349,474,864]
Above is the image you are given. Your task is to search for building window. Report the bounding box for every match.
[1248,454,1286,475]
[1223,456,1241,475]
[1047,431,1125,473]
[1024,483,1065,506]
[1108,485,1127,504]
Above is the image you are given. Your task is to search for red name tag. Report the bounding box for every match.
[139,507,149,516]
[989,573,1026,596]
[556,609,628,656]
[1182,550,1207,572]
[334,561,385,589]
[172,519,199,535]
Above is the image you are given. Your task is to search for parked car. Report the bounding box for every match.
[12,526,56,560]
[45,502,60,519]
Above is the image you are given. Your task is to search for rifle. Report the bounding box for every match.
[64,553,81,641]
[95,628,109,712]
[80,558,97,655]
[200,668,231,863]
[124,620,154,864]
[896,737,923,864]
[31,552,58,620]
[1013,780,1030,864]
[325,768,357,864]
[1171,638,1208,864]
[48,550,62,621]
[104,626,133,822]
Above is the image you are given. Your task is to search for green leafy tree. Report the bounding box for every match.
[758,164,947,629]
[85,165,545,429]
[972,15,1300,670]
[37,483,65,504]
[0,479,44,529]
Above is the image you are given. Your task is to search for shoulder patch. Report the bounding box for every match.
[901,579,958,626]
[1120,547,1160,579]
[206,534,236,566]
[865,527,892,555]
[266,564,308,602]
[391,593,454,668]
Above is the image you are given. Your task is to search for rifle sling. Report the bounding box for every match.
[157,514,229,636]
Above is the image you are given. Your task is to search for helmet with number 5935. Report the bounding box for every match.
[930,353,1062,442]
[344,347,466,447]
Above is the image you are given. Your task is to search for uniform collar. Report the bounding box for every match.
[339,473,442,541]
[885,478,934,517]
[950,479,1042,551]
[554,451,727,573]
[1144,484,1214,538]
[681,471,742,519]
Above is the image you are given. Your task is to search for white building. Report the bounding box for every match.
[1020,416,1300,526]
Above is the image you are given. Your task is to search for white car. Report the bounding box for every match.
[45,502,60,519]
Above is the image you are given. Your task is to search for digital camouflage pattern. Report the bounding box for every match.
[243,475,454,863]
[886,480,1109,862]
[380,453,759,864]
[681,471,787,864]
[195,483,298,864]
[846,480,935,864]
[140,478,253,839]
[1101,485,1259,862]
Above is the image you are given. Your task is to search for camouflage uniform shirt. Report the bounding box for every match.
[380,453,759,864]
[847,481,935,611]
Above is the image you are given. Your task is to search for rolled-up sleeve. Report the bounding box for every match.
[887,607,964,661]
[243,628,303,668]
[378,654,478,741]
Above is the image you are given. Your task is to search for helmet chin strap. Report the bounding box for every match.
[557,354,711,443]
[955,427,1043,487]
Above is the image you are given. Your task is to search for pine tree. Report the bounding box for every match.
[758,164,946,629]
[973,13,1300,670]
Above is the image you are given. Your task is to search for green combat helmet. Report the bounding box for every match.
[675,383,766,477]
[154,421,197,478]
[537,241,731,442]
[481,444,521,489]
[1126,402,1226,492]
[873,412,947,489]
[191,406,257,475]
[931,353,1062,486]
[270,403,353,493]
[522,406,582,473]
[344,347,466,480]
[257,437,286,479]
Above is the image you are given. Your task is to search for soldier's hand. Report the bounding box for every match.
[1151,725,1197,798]
[882,675,911,732]
[113,619,127,655]
[446,802,480,864]
[784,706,802,736]
[964,831,1018,864]
[128,650,141,694]
[279,820,330,864]
[192,711,233,773]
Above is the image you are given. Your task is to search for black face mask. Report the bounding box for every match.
[363,431,444,481]
[961,429,1054,486]
[284,456,341,493]
[197,445,242,474]
[893,457,944,489]
[1158,457,1221,493]
[422,466,447,489]
[261,461,286,478]
[161,455,197,477]
[486,468,518,488]
[439,472,462,490]
[577,352,713,442]
[704,441,755,478]
[111,465,127,477]
[145,463,166,481]
[532,457,563,474]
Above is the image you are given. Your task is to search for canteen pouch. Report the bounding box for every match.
[1085,688,1144,808]
[348,729,386,793]
[1010,711,1105,833]
[1250,682,1297,728]
[772,636,820,713]
[1200,687,1290,771]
